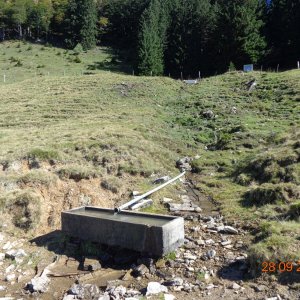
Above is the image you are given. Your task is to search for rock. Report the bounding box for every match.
[254,285,266,292]
[162,197,173,204]
[98,294,110,300]
[130,199,153,210]
[5,264,15,274]
[5,249,27,260]
[183,253,197,260]
[197,239,205,246]
[68,283,85,298]
[132,264,149,277]
[221,240,232,246]
[164,294,176,300]
[132,191,140,197]
[206,250,216,259]
[0,285,6,291]
[0,253,5,262]
[206,283,215,290]
[5,273,16,282]
[146,282,168,296]
[106,285,127,299]
[205,239,214,245]
[26,275,50,293]
[63,295,77,300]
[202,110,214,119]
[231,283,241,290]
[153,176,171,184]
[176,157,192,172]
[231,107,237,114]
[164,277,184,287]
[217,225,238,234]
[83,258,101,272]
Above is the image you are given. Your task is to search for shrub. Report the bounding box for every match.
[58,165,100,181]
[101,176,122,193]
[18,170,58,187]
[27,45,33,51]
[73,55,82,63]
[288,201,300,221]
[28,148,59,160]
[5,190,41,230]
[243,183,299,206]
[235,173,251,186]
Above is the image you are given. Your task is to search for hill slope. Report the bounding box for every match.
[0,62,299,296]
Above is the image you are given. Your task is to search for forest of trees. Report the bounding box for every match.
[0,0,299,76]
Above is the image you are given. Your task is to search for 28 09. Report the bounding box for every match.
[262,261,300,273]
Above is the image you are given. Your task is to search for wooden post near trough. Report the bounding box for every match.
[297,61,300,69]
[198,71,201,79]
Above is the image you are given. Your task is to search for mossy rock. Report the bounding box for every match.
[244,183,300,206]
[4,190,41,230]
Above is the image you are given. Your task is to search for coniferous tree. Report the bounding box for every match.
[65,0,97,50]
[265,0,300,68]
[165,0,216,77]
[215,0,266,71]
[137,0,170,75]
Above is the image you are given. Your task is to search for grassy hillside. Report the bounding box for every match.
[0,41,129,84]
[0,42,299,275]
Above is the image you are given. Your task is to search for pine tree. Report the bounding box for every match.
[165,0,216,77]
[137,0,170,75]
[265,0,300,67]
[65,0,97,50]
[215,0,266,71]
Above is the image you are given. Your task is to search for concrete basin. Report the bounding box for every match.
[61,206,184,256]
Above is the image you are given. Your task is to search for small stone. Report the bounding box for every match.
[0,285,6,291]
[83,258,101,271]
[146,282,168,296]
[206,250,216,259]
[164,277,184,287]
[5,273,16,282]
[26,275,50,293]
[162,197,173,204]
[206,284,215,290]
[221,240,231,246]
[217,225,238,234]
[254,285,266,292]
[132,264,149,277]
[132,191,140,197]
[153,176,171,184]
[5,249,27,260]
[0,253,5,261]
[164,294,176,300]
[205,239,214,245]
[5,264,15,274]
[197,239,205,246]
[231,283,241,290]
[183,253,197,260]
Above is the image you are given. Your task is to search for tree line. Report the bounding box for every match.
[0,0,299,76]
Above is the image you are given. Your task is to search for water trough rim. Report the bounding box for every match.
[62,206,183,227]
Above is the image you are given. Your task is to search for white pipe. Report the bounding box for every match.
[114,171,186,213]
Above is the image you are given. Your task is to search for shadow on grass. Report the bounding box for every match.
[87,48,133,74]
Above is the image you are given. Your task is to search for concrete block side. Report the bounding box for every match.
[62,212,165,256]
[161,217,185,255]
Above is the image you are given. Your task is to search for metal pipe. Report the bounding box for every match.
[114,171,186,213]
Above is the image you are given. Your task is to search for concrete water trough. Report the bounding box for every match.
[61,206,184,256]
